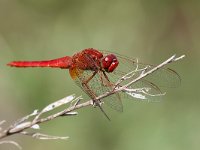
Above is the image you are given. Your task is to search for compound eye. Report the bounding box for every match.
[102,54,119,72]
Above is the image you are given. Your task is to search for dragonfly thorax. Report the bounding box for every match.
[70,49,119,73]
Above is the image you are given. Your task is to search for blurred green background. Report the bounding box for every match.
[0,0,199,150]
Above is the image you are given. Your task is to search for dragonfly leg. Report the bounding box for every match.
[102,71,110,82]
[81,71,98,99]
[81,71,110,120]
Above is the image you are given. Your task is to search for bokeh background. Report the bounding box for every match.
[0,0,199,150]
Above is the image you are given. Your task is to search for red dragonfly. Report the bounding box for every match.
[7,48,181,120]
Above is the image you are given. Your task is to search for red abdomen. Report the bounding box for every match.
[7,56,72,69]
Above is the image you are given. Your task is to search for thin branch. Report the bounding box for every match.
[20,131,69,140]
[0,54,185,147]
[0,140,22,150]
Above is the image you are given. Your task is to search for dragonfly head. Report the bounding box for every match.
[102,54,119,72]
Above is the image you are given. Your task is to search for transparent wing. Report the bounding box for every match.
[95,71,123,112]
[101,50,181,88]
[101,50,181,102]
